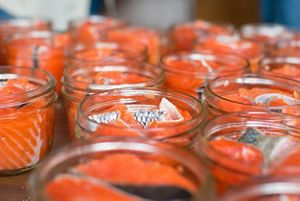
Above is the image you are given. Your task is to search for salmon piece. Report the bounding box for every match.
[210,139,264,165]
[272,149,300,175]
[74,153,197,192]
[46,175,141,201]
[0,78,54,171]
[94,71,149,85]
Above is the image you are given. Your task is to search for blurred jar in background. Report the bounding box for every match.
[161,51,249,98]
[69,15,127,45]
[169,20,235,52]
[62,61,165,140]
[268,40,300,57]
[6,31,68,93]
[195,35,265,72]
[259,57,300,82]
[203,74,300,119]
[107,27,162,64]
[68,40,147,66]
[240,23,293,47]
[0,18,51,65]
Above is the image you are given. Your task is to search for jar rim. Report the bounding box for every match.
[205,73,300,109]
[0,18,52,30]
[161,51,250,78]
[219,177,300,201]
[0,66,56,108]
[62,62,165,93]
[77,87,205,140]
[68,15,126,29]
[29,136,214,201]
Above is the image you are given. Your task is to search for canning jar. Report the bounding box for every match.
[0,18,51,65]
[68,40,147,66]
[30,137,214,201]
[169,19,234,52]
[259,56,300,82]
[203,74,300,118]
[6,31,67,93]
[62,61,165,140]
[76,88,205,148]
[161,51,249,98]
[268,40,300,57]
[0,66,56,175]
[107,27,161,64]
[219,177,300,201]
[240,23,293,46]
[194,112,300,196]
[69,15,127,45]
[195,35,265,72]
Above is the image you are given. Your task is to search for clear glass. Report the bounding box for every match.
[0,66,57,175]
[67,40,147,66]
[194,112,300,196]
[68,15,127,45]
[195,35,265,72]
[219,177,300,201]
[203,74,300,118]
[240,23,293,46]
[259,56,300,82]
[107,27,162,64]
[0,18,51,65]
[76,88,205,148]
[6,31,67,93]
[30,137,214,201]
[169,19,235,52]
[161,51,250,97]
[62,61,165,140]
[268,40,300,57]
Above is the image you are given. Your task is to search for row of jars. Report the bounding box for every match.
[1,16,300,201]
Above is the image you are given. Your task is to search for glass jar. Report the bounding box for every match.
[240,23,293,47]
[268,40,300,57]
[0,66,57,175]
[6,31,67,93]
[195,35,265,72]
[107,27,162,64]
[69,15,127,45]
[219,177,300,201]
[76,88,205,148]
[0,18,51,65]
[169,19,235,52]
[259,56,300,82]
[161,51,250,98]
[30,137,214,201]
[194,112,300,196]
[62,61,165,140]
[203,74,300,119]
[68,40,147,66]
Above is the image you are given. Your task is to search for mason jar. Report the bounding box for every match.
[161,51,249,98]
[195,35,265,72]
[0,18,51,65]
[76,88,205,148]
[169,19,234,52]
[203,73,300,119]
[194,112,300,196]
[6,31,67,93]
[62,61,165,140]
[0,66,57,175]
[30,137,214,201]
[68,15,127,45]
